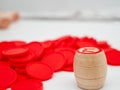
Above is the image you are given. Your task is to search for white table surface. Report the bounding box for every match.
[0,20,120,90]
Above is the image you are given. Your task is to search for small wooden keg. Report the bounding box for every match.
[74,47,107,90]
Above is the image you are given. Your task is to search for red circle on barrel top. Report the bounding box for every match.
[77,47,102,54]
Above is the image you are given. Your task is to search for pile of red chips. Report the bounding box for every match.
[0,36,120,90]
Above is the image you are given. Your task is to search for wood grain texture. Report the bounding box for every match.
[74,47,107,90]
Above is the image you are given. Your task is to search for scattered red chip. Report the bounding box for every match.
[11,79,43,90]
[11,41,26,46]
[27,42,44,59]
[0,42,16,51]
[0,67,17,88]
[67,37,79,49]
[81,37,97,43]
[42,40,53,49]
[76,37,97,48]
[105,49,120,65]
[54,36,73,48]
[55,48,75,66]
[26,62,53,81]
[97,41,110,48]
[9,52,35,63]
[2,47,29,58]
[41,41,54,55]
[0,87,6,90]
[17,74,30,81]
[76,41,97,49]
[41,52,66,72]
[10,62,27,68]
[0,62,10,68]
[15,67,26,74]
[0,52,2,60]
[62,65,73,72]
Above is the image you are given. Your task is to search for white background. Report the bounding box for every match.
[0,20,120,90]
[0,0,120,12]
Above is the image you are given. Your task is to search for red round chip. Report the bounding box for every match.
[41,41,54,55]
[0,52,2,60]
[17,74,30,81]
[0,62,10,68]
[11,41,26,46]
[105,49,120,65]
[9,52,35,63]
[27,42,44,59]
[2,47,29,58]
[0,42,16,51]
[0,88,6,90]
[26,62,53,81]
[97,41,111,48]
[81,37,97,43]
[97,41,111,52]
[62,65,73,72]
[55,48,75,66]
[11,79,43,90]
[54,36,73,48]
[15,67,26,74]
[66,37,79,49]
[0,67,17,88]
[41,52,66,72]
[42,40,53,49]
[76,41,97,49]
[76,37,97,49]
[10,62,27,68]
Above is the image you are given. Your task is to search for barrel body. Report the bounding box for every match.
[74,47,107,90]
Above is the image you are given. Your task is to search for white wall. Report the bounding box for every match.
[0,0,120,12]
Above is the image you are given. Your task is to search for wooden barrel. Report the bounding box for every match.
[74,47,107,90]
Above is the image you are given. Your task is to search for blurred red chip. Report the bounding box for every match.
[2,47,29,58]
[0,62,10,68]
[9,52,35,63]
[97,41,111,52]
[105,49,120,65]
[15,67,26,74]
[0,88,6,90]
[0,42,16,51]
[97,41,110,48]
[76,37,97,48]
[42,40,53,49]
[55,48,75,66]
[10,62,27,68]
[26,62,53,81]
[42,41,54,55]
[62,65,73,72]
[54,36,73,48]
[11,41,26,46]
[11,79,43,90]
[0,52,2,60]
[27,42,44,59]
[77,41,97,48]
[0,67,17,88]
[17,74,29,81]
[41,52,66,72]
